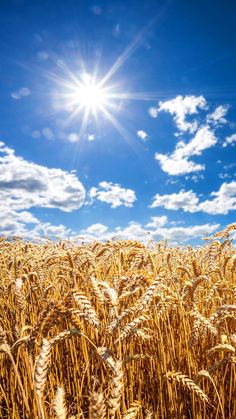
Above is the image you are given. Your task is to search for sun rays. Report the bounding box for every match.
[47,20,159,142]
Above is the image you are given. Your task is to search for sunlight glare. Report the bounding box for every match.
[73,80,107,109]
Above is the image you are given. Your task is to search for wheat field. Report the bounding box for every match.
[0,224,235,418]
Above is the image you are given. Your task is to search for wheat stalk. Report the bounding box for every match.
[109,360,123,419]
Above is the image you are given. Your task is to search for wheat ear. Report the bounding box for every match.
[89,391,106,419]
[34,338,52,419]
[166,371,209,404]
[123,401,142,418]
[53,387,68,419]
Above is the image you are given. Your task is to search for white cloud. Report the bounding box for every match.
[223,133,236,147]
[145,216,168,228]
[137,130,148,141]
[148,107,158,118]
[114,222,150,241]
[176,125,217,157]
[150,181,236,215]
[153,224,219,243]
[0,141,85,213]
[155,125,217,175]
[207,105,229,126]
[0,141,86,239]
[89,181,136,208]
[33,222,72,238]
[81,223,108,236]
[150,190,199,212]
[11,87,31,100]
[0,208,72,241]
[199,181,236,214]
[79,219,219,245]
[155,153,204,175]
[150,96,232,175]
[80,222,145,242]
[0,209,38,232]
[187,174,204,183]
[156,95,207,133]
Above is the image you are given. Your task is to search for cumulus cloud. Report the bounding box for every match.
[155,153,204,175]
[0,208,72,240]
[33,222,72,238]
[223,133,236,147]
[80,222,145,242]
[137,130,148,141]
[11,87,31,100]
[155,125,217,175]
[79,218,219,244]
[81,223,108,237]
[145,216,168,228]
[89,181,136,208]
[0,141,86,239]
[175,125,217,156]
[152,223,219,243]
[0,141,85,213]
[151,95,207,133]
[150,190,199,212]
[148,107,158,118]
[199,181,236,214]
[206,105,229,126]
[150,181,236,215]
[149,95,233,175]
[0,209,38,234]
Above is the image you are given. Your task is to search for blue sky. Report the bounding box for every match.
[0,0,236,245]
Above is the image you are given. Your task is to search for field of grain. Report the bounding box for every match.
[0,224,235,418]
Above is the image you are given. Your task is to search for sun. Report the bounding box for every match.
[51,68,129,141]
[75,84,106,108]
[68,73,110,113]
[54,70,120,130]
[41,20,158,143]
[50,29,157,142]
